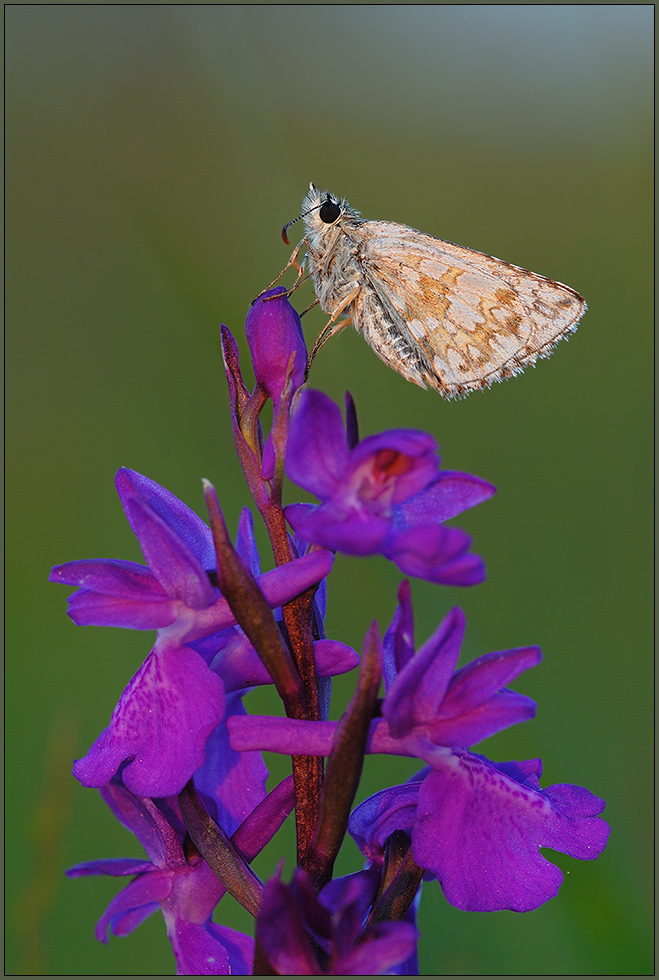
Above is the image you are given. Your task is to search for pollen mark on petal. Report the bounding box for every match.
[373,449,414,481]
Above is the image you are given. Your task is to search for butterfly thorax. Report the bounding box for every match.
[304,218,366,314]
[298,186,364,314]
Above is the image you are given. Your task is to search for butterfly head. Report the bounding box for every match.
[281,183,360,244]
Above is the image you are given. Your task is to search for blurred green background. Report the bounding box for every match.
[6,5,652,975]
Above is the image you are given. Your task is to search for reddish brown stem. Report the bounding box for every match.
[260,499,323,863]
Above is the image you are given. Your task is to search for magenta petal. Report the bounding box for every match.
[231,775,295,861]
[313,639,360,677]
[285,503,389,555]
[183,550,335,644]
[235,507,262,577]
[413,749,610,912]
[116,468,215,569]
[347,429,439,504]
[205,922,254,976]
[96,870,172,941]
[399,471,496,525]
[50,559,178,628]
[245,287,307,404]
[540,781,608,824]
[164,918,232,976]
[261,431,277,481]
[211,630,273,691]
[384,608,465,737]
[258,548,335,603]
[348,783,422,864]
[212,634,357,691]
[124,497,215,609]
[101,902,160,942]
[98,781,184,865]
[193,694,268,836]
[66,858,154,878]
[338,922,419,976]
[441,646,542,719]
[64,590,178,629]
[285,389,350,498]
[385,524,482,586]
[50,559,162,597]
[228,715,336,757]
[428,688,537,746]
[256,876,318,975]
[382,580,416,690]
[73,642,225,797]
[319,867,379,918]
[426,552,486,587]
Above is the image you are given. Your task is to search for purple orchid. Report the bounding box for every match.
[50,469,331,640]
[58,280,609,973]
[195,622,358,835]
[50,469,335,798]
[67,776,296,975]
[227,287,308,485]
[284,389,495,585]
[245,286,307,405]
[228,584,609,913]
[254,866,418,975]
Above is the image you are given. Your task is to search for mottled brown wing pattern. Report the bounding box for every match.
[353,222,586,398]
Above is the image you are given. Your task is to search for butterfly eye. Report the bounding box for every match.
[319,200,341,224]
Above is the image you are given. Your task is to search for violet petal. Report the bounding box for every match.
[116,468,215,569]
[382,580,416,690]
[123,497,215,609]
[50,559,178,628]
[73,641,225,797]
[427,688,537,747]
[95,870,172,941]
[383,607,465,737]
[413,749,610,912]
[193,693,268,836]
[348,783,422,864]
[165,918,232,975]
[61,589,178,630]
[245,287,307,403]
[440,646,542,719]
[228,715,336,757]
[285,388,349,498]
[285,503,389,555]
[98,781,184,866]
[235,507,262,578]
[399,471,496,525]
[255,875,319,975]
[66,857,154,878]
[385,524,485,586]
[337,921,419,976]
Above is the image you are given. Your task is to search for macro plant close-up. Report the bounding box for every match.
[7,6,652,976]
[49,284,610,974]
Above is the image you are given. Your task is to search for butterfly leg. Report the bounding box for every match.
[306,285,360,378]
[253,239,308,304]
[299,297,320,317]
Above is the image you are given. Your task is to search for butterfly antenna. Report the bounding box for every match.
[281,200,325,243]
[281,215,301,245]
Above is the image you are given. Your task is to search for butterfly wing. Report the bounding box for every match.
[351,221,586,398]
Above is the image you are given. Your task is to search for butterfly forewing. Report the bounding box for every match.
[355,223,585,398]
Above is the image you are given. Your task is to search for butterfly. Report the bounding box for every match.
[270,183,587,399]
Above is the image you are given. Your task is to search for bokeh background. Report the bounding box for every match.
[6,5,653,975]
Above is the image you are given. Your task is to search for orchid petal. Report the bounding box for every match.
[413,749,610,912]
[73,641,225,798]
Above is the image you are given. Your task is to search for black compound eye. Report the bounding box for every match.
[319,199,341,224]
